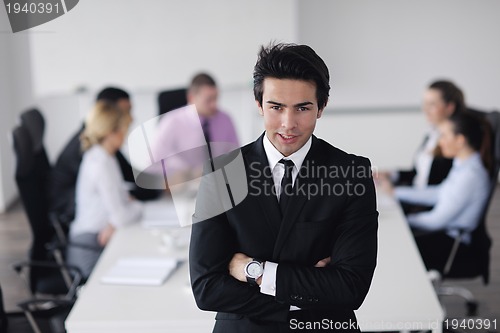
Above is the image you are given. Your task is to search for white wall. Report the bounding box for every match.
[314,110,426,170]
[0,11,35,212]
[29,0,297,97]
[297,0,500,110]
[1,0,297,211]
[3,1,500,211]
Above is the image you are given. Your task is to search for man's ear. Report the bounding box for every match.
[256,100,264,116]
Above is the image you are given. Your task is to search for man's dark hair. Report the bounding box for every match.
[429,80,465,115]
[96,87,130,102]
[189,73,217,92]
[253,43,330,110]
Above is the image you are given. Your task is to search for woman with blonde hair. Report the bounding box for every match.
[67,101,142,279]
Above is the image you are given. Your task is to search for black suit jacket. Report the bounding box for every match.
[189,134,378,332]
[48,125,159,220]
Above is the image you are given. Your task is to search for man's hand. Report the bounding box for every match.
[229,253,253,283]
[97,224,116,247]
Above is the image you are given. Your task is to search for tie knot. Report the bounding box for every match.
[279,159,295,170]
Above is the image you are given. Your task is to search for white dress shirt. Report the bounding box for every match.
[70,145,143,238]
[395,153,490,244]
[412,127,441,188]
[259,133,312,309]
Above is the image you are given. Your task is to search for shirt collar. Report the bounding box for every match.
[262,132,312,171]
[453,152,481,168]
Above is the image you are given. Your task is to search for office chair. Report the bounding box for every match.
[18,108,68,243]
[11,124,82,298]
[158,88,187,116]
[1,281,73,333]
[20,108,74,243]
[432,110,500,317]
[19,108,45,154]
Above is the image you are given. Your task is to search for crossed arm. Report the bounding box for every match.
[228,253,331,285]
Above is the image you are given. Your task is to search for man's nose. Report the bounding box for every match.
[281,110,297,130]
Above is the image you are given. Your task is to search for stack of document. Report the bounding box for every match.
[100,257,179,286]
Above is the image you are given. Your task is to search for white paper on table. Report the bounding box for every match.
[100,257,180,286]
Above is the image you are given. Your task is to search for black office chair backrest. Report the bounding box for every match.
[12,125,55,292]
[453,109,500,284]
[20,108,45,153]
[158,88,187,116]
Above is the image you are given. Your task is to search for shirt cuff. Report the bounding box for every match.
[259,262,301,311]
[260,261,277,296]
[389,170,400,183]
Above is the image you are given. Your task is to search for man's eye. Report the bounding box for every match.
[298,107,309,111]
[271,106,281,110]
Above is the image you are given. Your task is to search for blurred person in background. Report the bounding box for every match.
[66,101,143,279]
[394,111,492,272]
[151,73,239,186]
[49,87,159,224]
[379,80,466,214]
[386,80,466,187]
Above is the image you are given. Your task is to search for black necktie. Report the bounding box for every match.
[202,118,213,161]
[278,159,294,215]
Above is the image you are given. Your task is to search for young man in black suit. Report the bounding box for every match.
[189,43,378,332]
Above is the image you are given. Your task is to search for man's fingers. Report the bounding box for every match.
[314,257,331,267]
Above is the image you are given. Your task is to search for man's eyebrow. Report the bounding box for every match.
[294,101,313,107]
[265,101,314,107]
[266,100,284,106]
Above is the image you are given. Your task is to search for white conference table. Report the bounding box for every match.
[65,191,444,333]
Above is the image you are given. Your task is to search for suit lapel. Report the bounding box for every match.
[246,134,281,238]
[272,136,325,259]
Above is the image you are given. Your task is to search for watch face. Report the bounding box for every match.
[246,261,263,278]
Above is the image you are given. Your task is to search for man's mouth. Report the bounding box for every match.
[278,133,298,142]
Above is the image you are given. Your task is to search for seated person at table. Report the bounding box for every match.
[49,87,158,224]
[390,80,466,188]
[66,101,143,279]
[151,73,239,182]
[394,111,492,272]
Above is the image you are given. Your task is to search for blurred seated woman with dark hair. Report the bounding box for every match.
[395,111,492,272]
[392,80,467,189]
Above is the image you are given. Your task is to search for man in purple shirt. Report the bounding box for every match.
[151,73,239,184]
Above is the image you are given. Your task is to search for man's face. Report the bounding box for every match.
[257,78,323,157]
[188,85,218,117]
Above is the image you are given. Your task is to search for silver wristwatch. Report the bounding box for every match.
[244,259,264,286]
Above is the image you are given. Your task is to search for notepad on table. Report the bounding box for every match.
[100,257,179,286]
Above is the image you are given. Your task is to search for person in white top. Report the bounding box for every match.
[67,101,143,279]
[394,111,492,272]
[381,81,466,194]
